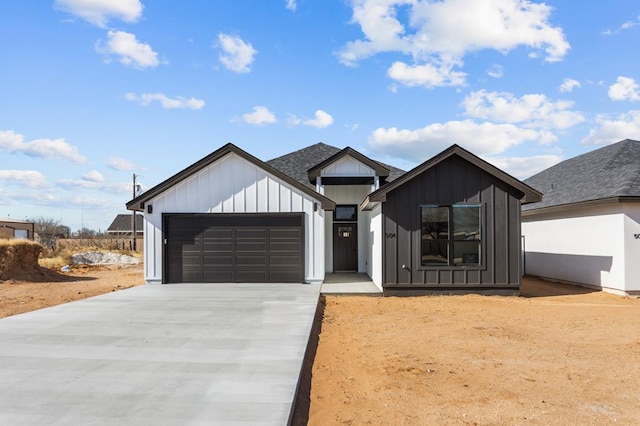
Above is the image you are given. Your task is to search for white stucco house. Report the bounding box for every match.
[126,142,541,293]
[522,139,640,296]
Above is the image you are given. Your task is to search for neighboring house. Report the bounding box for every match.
[0,219,34,240]
[106,214,144,237]
[127,142,541,293]
[522,139,640,296]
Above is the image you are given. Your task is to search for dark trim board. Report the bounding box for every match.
[163,213,305,283]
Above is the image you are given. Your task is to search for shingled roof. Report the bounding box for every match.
[107,214,143,233]
[266,142,406,188]
[523,139,640,212]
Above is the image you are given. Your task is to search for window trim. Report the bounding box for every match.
[418,203,484,269]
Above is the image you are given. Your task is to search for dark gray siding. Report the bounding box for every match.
[383,155,523,289]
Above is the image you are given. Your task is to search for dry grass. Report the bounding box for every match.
[0,239,41,247]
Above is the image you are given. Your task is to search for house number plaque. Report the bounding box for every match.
[385,233,396,239]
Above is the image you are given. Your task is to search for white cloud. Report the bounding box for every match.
[367,120,543,164]
[338,0,569,87]
[462,90,584,130]
[0,170,49,188]
[603,15,640,35]
[217,33,257,73]
[285,0,297,12]
[96,30,159,69]
[242,106,277,125]
[0,130,86,163]
[303,110,334,128]
[54,0,143,28]
[289,110,335,128]
[387,61,466,88]
[125,92,205,109]
[559,78,581,93]
[486,64,503,79]
[608,76,640,101]
[582,111,640,146]
[108,157,137,171]
[82,170,104,183]
[482,154,562,179]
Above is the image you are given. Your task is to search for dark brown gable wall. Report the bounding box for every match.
[383,155,523,290]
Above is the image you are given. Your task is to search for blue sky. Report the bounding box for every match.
[2,0,640,232]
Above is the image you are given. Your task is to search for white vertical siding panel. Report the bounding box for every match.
[280,186,292,212]
[231,156,246,212]
[196,171,207,212]
[245,164,257,212]
[221,157,234,212]
[210,162,222,212]
[268,177,280,212]
[256,171,268,211]
[291,191,303,211]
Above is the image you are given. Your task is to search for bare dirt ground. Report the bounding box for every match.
[301,278,640,425]
[2,268,639,425]
[0,264,143,318]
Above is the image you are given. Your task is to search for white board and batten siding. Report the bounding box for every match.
[321,155,376,178]
[522,203,640,295]
[142,152,326,284]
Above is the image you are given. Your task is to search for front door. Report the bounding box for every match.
[333,223,357,272]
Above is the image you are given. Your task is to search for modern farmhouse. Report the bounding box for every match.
[127,142,541,293]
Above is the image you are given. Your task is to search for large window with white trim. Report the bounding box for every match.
[420,204,481,266]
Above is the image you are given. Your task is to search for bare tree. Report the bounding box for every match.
[30,217,70,249]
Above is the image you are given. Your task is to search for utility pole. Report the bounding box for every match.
[132,173,137,251]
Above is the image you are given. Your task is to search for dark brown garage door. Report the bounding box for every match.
[164,213,304,283]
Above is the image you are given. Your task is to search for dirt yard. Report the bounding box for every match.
[0,264,143,318]
[2,268,638,425]
[300,279,640,425]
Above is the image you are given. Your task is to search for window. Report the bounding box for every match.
[334,205,357,222]
[421,204,481,266]
[14,230,29,239]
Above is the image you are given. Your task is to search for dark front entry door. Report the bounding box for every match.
[333,223,357,272]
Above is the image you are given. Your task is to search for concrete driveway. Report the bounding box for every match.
[0,283,320,425]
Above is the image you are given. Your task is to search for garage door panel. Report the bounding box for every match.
[204,228,233,238]
[166,213,304,283]
[237,255,267,266]
[203,271,234,282]
[204,255,234,266]
[236,241,267,252]
[270,255,300,266]
[270,228,300,239]
[270,242,300,252]
[204,242,233,252]
[237,228,267,239]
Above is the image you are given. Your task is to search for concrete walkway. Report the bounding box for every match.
[0,283,320,425]
[321,273,382,295]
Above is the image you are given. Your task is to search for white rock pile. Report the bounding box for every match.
[72,251,140,265]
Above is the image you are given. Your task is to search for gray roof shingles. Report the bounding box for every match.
[523,139,640,211]
[265,142,406,188]
[107,214,143,232]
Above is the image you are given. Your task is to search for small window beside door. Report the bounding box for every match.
[334,205,357,221]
